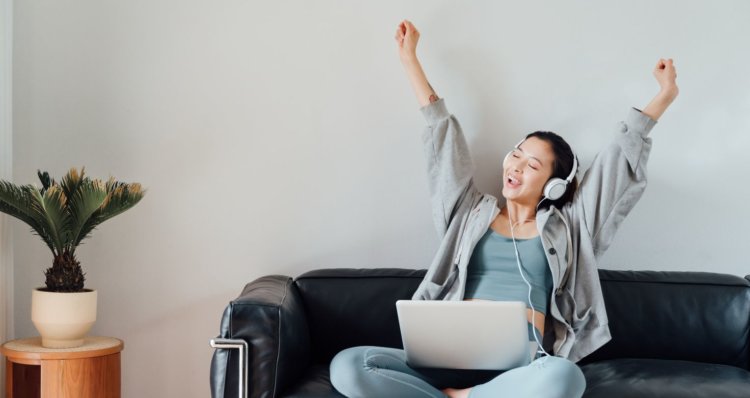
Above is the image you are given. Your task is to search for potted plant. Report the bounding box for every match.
[0,167,145,348]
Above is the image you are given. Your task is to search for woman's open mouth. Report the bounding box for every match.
[505,175,521,189]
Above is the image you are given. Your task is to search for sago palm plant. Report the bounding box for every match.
[0,167,146,292]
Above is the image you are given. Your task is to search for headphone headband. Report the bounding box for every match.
[565,153,578,183]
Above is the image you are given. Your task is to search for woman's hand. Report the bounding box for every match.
[642,58,679,122]
[396,19,439,107]
[653,58,679,99]
[395,19,419,62]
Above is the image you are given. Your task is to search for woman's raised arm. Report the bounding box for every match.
[641,58,679,121]
[395,20,482,239]
[565,58,679,257]
[395,20,440,107]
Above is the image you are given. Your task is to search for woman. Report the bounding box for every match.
[330,19,679,398]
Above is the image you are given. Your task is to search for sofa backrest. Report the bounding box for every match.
[582,270,750,369]
[294,268,424,364]
[294,268,750,368]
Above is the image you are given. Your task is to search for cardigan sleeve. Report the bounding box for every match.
[420,98,482,240]
[565,107,657,258]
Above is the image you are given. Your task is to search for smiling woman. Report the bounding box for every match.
[329,18,678,398]
[502,131,579,212]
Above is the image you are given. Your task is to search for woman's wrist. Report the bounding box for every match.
[642,87,677,122]
[657,85,679,102]
[400,52,419,66]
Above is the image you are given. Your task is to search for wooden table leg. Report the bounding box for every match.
[6,358,11,398]
[41,353,120,398]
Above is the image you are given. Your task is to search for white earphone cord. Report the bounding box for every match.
[508,201,551,358]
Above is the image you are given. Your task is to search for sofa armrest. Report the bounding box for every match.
[210,275,311,398]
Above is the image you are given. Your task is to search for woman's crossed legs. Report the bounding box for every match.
[329,345,585,398]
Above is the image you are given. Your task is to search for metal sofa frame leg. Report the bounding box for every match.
[210,338,249,398]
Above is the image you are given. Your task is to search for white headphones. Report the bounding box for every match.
[504,137,579,201]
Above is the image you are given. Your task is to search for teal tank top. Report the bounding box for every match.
[464,227,553,315]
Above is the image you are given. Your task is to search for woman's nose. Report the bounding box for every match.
[505,152,524,172]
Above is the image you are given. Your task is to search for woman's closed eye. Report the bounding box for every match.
[511,152,539,170]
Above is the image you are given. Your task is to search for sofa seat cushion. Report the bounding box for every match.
[281,358,750,398]
[281,363,343,398]
[581,358,750,398]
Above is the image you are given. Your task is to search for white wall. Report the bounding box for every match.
[10,0,749,396]
[1,0,13,396]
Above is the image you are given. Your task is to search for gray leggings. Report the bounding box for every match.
[329,324,586,398]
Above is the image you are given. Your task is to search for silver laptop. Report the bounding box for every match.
[395,300,537,370]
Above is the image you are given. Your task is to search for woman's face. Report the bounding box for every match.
[501,136,556,204]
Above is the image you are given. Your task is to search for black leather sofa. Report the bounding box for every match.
[210,268,750,398]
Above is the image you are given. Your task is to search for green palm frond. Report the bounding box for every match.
[29,184,67,255]
[37,170,56,195]
[0,181,40,224]
[67,178,109,251]
[73,177,146,248]
[59,167,84,206]
[0,167,146,260]
[0,181,57,253]
[56,166,108,251]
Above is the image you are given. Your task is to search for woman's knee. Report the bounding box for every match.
[535,356,586,396]
[331,346,366,369]
[330,346,407,397]
[331,346,404,372]
[329,347,366,397]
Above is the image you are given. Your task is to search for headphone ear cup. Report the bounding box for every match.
[543,178,567,201]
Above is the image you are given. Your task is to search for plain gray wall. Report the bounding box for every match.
[11,0,749,396]
[0,0,12,394]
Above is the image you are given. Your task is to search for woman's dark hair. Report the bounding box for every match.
[524,131,578,210]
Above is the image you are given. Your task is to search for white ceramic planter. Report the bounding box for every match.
[31,288,98,348]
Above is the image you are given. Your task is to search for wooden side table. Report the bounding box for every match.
[1,336,123,398]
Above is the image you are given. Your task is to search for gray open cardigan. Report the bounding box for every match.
[410,98,657,363]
